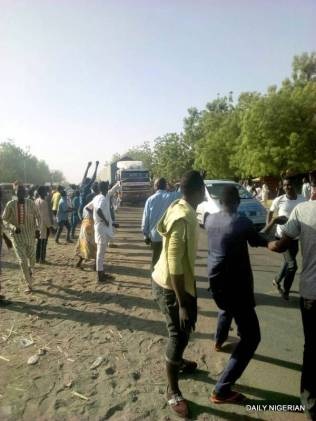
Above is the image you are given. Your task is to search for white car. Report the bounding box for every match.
[197,180,267,230]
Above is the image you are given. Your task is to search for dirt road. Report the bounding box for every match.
[0,206,305,420]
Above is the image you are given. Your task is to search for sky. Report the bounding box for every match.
[0,0,315,182]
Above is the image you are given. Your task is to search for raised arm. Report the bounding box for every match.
[90,161,99,184]
[81,162,92,186]
[108,181,121,197]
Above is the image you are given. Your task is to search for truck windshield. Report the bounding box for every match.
[121,171,150,182]
[206,183,253,200]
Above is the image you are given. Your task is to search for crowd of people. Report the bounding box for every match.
[142,170,316,420]
[0,161,121,298]
[0,166,315,420]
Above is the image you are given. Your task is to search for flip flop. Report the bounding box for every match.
[104,274,115,280]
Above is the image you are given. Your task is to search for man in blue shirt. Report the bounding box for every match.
[55,190,72,244]
[142,178,181,271]
[205,185,281,404]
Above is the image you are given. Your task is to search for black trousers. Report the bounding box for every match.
[151,241,162,271]
[36,229,50,263]
[152,280,196,365]
[55,221,71,242]
[275,239,299,293]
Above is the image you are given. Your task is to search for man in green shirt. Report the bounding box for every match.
[152,170,205,419]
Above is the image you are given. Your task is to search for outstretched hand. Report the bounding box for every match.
[96,161,99,166]
[87,161,92,167]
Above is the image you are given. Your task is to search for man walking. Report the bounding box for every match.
[35,186,53,263]
[267,176,305,299]
[142,178,181,270]
[86,181,121,282]
[151,171,205,418]
[268,186,316,421]
[2,183,40,293]
[55,190,72,244]
[205,185,280,404]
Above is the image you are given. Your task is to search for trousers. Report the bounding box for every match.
[12,237,35,287]
[96,240,109,272]
[275,239,299,293]
[214,305,261,396]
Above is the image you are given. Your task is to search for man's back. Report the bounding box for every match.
[142,190,181,242]
[205,211,266,306]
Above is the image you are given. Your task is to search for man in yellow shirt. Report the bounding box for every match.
[152,170,205,419]
[51,186,63,216]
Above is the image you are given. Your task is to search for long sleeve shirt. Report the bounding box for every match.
[141,190,182,242]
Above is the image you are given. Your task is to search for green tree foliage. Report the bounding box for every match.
[292,52,316,83]
[50,169,65,183]
[234,81,316,176]
[152,133,193,182]
[114,52,316,180]
[0,141,65,184]
[125,142,153,172]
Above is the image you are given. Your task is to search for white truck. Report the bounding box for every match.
[99,159,152,204]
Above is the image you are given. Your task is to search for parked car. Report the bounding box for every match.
[197,180,267,230]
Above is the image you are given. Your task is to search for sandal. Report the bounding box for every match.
[214,342,223,352]
[167,392,189,418]
[104,273,115,281]
[24,288,33,295]
[209,390,246,404]
[180,359,197,373]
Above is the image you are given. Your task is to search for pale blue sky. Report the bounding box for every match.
[0,0,315,182]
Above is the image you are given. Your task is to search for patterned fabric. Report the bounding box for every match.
[75,217,96,260]
[2,199,40,287]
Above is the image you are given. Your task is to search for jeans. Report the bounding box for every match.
[215,306,261,396]
[55,220,71,242]
[275,239,299,293]
[151,241,162,272]
[152,280,192,365]
[300,298,316,420]
[215,310,233,344]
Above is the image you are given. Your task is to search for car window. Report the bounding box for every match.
[206,183,253,200]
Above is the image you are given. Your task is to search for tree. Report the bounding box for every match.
[234,81,316,176]
[292,52,316,83]
[151,133,194,181]
[50,169,65,184]
[126,142,153,172]
[0,140,65,184]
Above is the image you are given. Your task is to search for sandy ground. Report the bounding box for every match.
[0,206,306,421]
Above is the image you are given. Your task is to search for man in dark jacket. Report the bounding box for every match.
[205,185,280,404]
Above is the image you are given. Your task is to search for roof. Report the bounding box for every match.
[204,179,236,185]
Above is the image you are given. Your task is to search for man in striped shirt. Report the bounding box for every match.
[2,183,40,293]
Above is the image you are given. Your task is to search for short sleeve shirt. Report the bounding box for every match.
[283,201,316,299]
[270,194,305,238]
